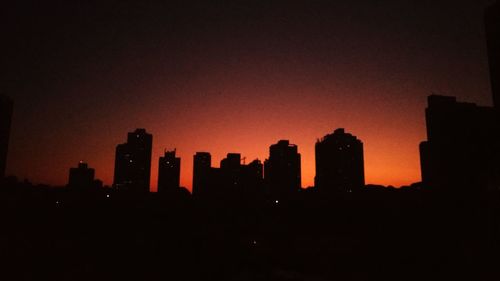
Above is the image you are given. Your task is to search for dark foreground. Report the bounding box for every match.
[1,184,499,281]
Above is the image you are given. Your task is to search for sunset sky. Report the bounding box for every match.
[2,0,496,191]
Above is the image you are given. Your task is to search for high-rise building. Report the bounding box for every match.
[113,129,153,192]
[242,159,263,187]
[220,153,242,190]
[192,152,211,196]
[264,140,301,199]
[68,161,96,189]
[157,149,181,193]
[419,95,498,191]
[485,1,500,112]
[0,95,13,178]
[315,128,365,193]
[218,154,265,199]
[241,159,264,199]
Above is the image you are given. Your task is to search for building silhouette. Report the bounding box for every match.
[220,153,242,192]
[219,153,264,199]
[419,5,500,192]
[241,159,264,199]
[195,153,243,199]
[419,95,499,191]
[157,149,181,193]
[192,151,264,200]
[264,140,301,199]
[315,128,365,193]
[113,129,153,192]
[68,161,101,189]
[0,95,13,179]
[485,1,500,114]
[192,152,212,197]
[242,159,263,184]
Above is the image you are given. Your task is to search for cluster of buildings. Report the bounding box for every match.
[2,2,500,195]
[66,127,365,200]
[60,1,500,195]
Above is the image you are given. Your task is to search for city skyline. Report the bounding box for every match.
[2,2,500,279]
[2,0,497,191]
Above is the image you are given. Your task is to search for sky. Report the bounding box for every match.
[1,0,496,191]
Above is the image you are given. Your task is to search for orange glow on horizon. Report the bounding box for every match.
[7,86,426,192]
[5,33,483,191]
[3,0,494,194]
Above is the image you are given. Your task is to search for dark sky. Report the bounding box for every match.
[1,0,495,190]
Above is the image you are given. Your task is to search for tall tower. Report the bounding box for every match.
[157,150,181,193]
[113,129,153,192]
[192,152,212,196]
[264,140,301,199]
[315,128,365,193]
[0,95,13,178]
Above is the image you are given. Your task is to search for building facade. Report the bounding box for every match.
[68,161,97,189]
[419,95,498,191]
[113,129,153,192]
[264,140,301,199]
[192,152,212,197]
[158,150,181,193]
[315,128,365,193]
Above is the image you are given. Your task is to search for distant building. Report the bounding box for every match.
[241,159,264,198]
[68,161,97,189]
[220,153,242,191]
[218,153,264,198]
[157,150,181,193]
[242,159,263,187]
[264,140,301,199]
[192,152,212,197]
[315,128,365,193]
[192,151,264,200]
[113,129,153,192]
[0,95,13,178]
[419,95,499,191]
